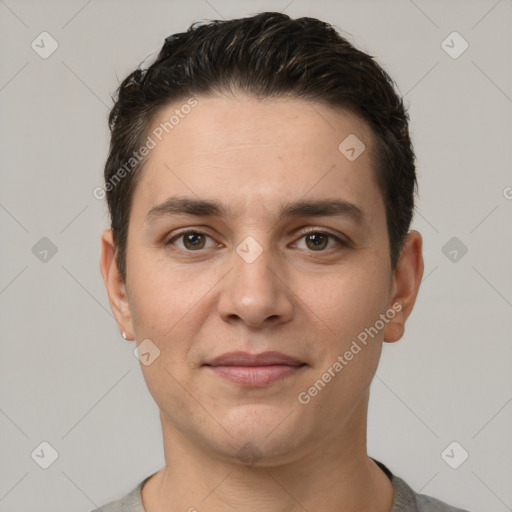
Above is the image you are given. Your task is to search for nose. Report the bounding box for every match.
[217,241,294,329]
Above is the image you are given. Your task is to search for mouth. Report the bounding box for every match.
[203,351,307,387]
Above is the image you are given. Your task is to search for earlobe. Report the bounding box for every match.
[383,320,404,343]
[383,230,424,343]
[99,229,134,339]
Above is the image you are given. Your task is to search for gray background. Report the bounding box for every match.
[1,0,511,511]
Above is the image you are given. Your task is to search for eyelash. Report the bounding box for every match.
[165,228,348,253]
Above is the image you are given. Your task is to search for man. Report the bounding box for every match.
[96,11,469,512]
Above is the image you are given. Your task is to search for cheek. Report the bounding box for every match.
[126,251,220,356]
[127,263,211,409]
[293,264,388,422]
[297,261,390,348]
[128,243,184,322]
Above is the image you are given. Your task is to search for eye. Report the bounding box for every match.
[166,229,347,253]
[293,229,345,252]
[166,231,216,251]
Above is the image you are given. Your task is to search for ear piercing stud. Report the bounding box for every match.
[122,331,127,340]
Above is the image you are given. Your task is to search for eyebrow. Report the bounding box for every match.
[145,196,364,224]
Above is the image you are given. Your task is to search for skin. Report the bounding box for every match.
[100,93,424,512]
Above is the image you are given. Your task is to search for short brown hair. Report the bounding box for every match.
[104,11,417,281]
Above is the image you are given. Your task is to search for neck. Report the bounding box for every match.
[142,395,393,512]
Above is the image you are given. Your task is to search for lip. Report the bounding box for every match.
[204,351,306,387]
[206,350,304,367]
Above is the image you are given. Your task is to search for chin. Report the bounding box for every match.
[207,405,308,466]
[214,435,304,468]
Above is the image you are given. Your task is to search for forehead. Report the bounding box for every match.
[132,94,383,221]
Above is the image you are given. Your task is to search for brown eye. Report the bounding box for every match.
[293,230,344,252]
[304,232,329,251]
[182,232,206,250]
[167,231,214,251]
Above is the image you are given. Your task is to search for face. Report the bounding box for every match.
[102,94,422,466]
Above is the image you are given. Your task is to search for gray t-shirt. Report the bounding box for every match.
[91,460,470,512]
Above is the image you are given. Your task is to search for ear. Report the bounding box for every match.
[383,230,424,343]
[100,228,134,340]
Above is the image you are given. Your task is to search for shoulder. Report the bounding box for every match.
[416,491,471,512]
[89,477,149,512]
[372,459,471,512]
[393,474,471,511]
